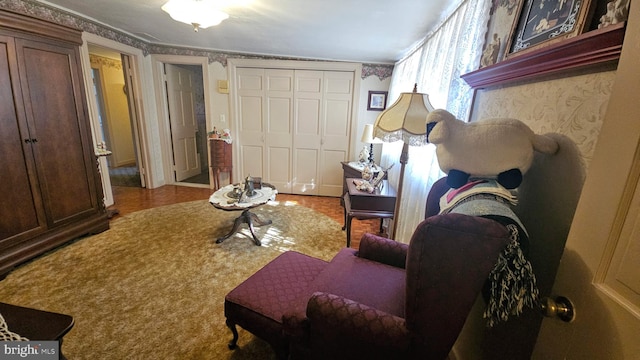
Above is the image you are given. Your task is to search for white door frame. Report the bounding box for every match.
[150,54,212,187]
[79,33,154,205]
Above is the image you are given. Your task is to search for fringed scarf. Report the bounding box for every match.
[439,179,539,327]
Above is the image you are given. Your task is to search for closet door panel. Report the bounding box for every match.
[0,36,46,247]
[265,69,293,191]
[294,148,319,194]
[293,70,322,195]
[16,39,96,227]
[234,66,354,196]
[318,71,353,196]
[237,68,265,183]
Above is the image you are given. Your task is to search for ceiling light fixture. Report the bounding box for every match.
[161,0,230,32]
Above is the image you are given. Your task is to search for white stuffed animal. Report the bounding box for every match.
[426,109,558,189]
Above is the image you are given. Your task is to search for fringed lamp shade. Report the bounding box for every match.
[373,84,434,239]
[373,84,434,145]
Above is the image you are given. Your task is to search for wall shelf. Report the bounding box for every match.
[461,22,626,89]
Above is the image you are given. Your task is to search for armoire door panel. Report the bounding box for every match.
[16,39,96,226]
[0,37,47,246]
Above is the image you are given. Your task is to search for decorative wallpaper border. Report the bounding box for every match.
[89,54,122,70]
[1,0,394,80]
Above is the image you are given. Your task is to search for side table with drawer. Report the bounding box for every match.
[209,138,232,190]
[342,178,396,247]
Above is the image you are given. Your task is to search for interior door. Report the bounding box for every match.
[234,66,354,195]
[165,63,200,181]
[318,71,353,196]
[533,5,640,357]
[121,54,145,187]
[264,69,294,192]
[236,68,267,183]
[293,70,323,195]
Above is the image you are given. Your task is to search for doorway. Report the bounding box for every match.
[164,63,209,187]
[88,45,143,188]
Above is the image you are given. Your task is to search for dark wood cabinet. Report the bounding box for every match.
[0,10,109,277]
[209,139,233,190]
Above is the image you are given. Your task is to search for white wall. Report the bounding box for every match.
[353,75,392,163]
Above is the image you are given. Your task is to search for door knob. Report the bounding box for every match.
[539,296,575,322]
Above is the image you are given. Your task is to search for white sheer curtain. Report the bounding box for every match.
[380,0,491,243]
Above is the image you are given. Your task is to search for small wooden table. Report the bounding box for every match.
[343,178,396,247]
[209,183,277,246]
[0,302,74,359]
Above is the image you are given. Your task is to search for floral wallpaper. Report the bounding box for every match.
[0,0,393,80]
[471,70,616,168]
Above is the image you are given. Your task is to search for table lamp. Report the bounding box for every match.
[373,84,434,239]
[361,124,383,165]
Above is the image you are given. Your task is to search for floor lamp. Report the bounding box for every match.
[373,84,434,240]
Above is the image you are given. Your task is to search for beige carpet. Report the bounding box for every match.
[0,200,346,359]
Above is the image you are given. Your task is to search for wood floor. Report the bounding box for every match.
[107,185,383,249]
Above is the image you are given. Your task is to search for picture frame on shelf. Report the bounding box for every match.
[367,91,388,111]
[479,0,524,68]
[507,0,594,58]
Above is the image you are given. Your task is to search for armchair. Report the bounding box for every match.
[223,177,511,360]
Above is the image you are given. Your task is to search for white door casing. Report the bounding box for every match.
[532,3,640,358]
[165,64,200,182]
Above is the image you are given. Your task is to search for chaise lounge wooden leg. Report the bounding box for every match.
[226,319,239,349]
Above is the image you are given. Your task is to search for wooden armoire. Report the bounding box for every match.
[0,10,109,278]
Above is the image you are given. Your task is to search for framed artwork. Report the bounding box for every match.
[479,0,523,68]
[507,0,594,57]
[367,91,388,111]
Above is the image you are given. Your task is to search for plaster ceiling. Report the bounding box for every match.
[37,0,457,64]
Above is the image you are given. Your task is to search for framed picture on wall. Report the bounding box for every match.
[367,91,388,111]
[479,0,523,68]
[507,0,594,57]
